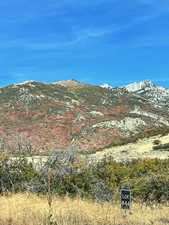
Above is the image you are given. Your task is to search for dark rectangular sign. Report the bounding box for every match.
[120,188,131,210]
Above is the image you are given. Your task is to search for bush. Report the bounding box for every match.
[153,139,161,145]
[2,152,169,204]
[153,143,169,150]
[33,149,93,197]
[0,155,37,193]
[133,174,169,203]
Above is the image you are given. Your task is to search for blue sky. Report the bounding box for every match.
[1,0,169,88]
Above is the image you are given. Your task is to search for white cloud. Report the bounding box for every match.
[0,26,113,50]
[0,0,168,51]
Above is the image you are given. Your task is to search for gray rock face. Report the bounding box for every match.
[92,117,146,133]
[124,80,169,108]
[101,80,169,109]
[124,80,154,92]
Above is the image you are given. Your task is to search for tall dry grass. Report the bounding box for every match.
[0,193,168,225]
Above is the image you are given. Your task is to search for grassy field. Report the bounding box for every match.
[0,193,169,225]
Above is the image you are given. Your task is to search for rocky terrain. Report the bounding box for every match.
[102,80,169,109]
[0,79,169,153]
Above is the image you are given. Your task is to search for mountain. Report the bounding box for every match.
[100,83,114,89]
[124,80,154,92]
[0,79,169,154]
[101,80,169,108]
[123,80,169,109]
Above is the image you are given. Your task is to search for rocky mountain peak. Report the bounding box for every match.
[123,80,169,108]
[13,80,36,87]
[54,79,89,88]
[100,83,114,89]
[124,80,154,92]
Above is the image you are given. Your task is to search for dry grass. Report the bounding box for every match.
[0,193,168,225]
[93,133,169,162]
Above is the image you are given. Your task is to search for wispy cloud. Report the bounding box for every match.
[0,27,113,51]
[0,0,168,51]
[137,0,169,13]
[131,35,169,48]
[48,0,117,9]
[0,0,117,25]
[0,9,167,52]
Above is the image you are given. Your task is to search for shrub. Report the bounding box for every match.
[0,156,37,193]
[153,143,169,150]
[34,149,93,197]
[133,174,169,203]
[2,152,169,204]
[153,139,161,145]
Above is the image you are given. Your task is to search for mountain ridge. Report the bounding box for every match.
[0,79,169,153]
[101,80,169,109]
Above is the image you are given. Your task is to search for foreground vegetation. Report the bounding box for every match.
[1,151,169,203]
[1,150,169,224]
[0,193,169,225]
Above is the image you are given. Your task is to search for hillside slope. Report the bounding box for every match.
[89,133,169,163]
[0,79,169,153]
